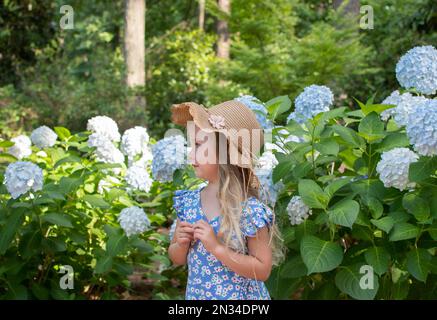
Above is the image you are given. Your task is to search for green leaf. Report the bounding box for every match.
[82,195,110,209]
[406,248,432,282]
[332,124,365,148]
[54,127,71,140]
[358,112,385,142]
[5,284,28,300]
[315,138,339,156]
[375,132,410,152]
[402,193,430,222]
[94,256,113,274]
[59,177,83,194]
[363,197,383,220]
[427,223,437,241]
[0,210,25,254]
[298,179,329,209]
[54,155,82,168]
[106,233,128,257]
[41,213,73,228]
[266,95,291,120]
[300,235,343,274]
[328,199,360,228]
[280,255,308,278]
[370,216,394,233]
[0,153,18,163]
[364,247,390,276]
[265,267,302,300]
[0,140,15,148]
[389,222,420,242]
[324,177,354,199]
[335,264,379,300]
[408,157,437,183]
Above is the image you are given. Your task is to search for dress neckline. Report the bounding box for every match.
[197,184,221,223]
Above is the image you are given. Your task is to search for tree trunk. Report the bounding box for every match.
[124,0,145,87]
[333,0,360,16]
[216,0,230,59]
[198,0,205,30]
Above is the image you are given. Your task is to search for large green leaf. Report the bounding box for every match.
[358,112,385,142]
[106,233,128,257]
[375,132,410,152]
[266,95,291,120]
[402,193,430,222]
[406,248,432,282]
[335,264,379,300]
[324,177,354,199]
[315,138,339,156]
[332,124,365,148]
[94,255,113,274]
[0,209,25,254]
[300,235,343,274]
[389,222,420,242]
[370,216,394,234]
[41,213,73,228]
[280,255,308,278]
[298,179,329,209]
[82,194,110,209]
[364,247,390,276]
[328,199,360,228]
[408,157,437,183]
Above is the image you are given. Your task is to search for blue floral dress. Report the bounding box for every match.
[172,184,274,300]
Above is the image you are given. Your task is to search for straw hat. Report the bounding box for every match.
[170,100,265,188]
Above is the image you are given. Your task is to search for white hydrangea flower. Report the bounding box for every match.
[87,132,111,149]
[118,206,151,237]
[265,127,305,152]
[125,165,153,193]
[395,45,437,95]
[87,115,120,142]
[94,140,124,164]
[287,85,334,124]
[30,126,57,148]
[255,150,278,176]
[97,176,121,194]
[121,126,150,160]
[393,95,428,127]
[405,99,437,156]
[234,95,274,130]
[8,135,32,159]
[151,135,187,182]
[287,195,312,225]
[4,161,44,199]
[376,147,419,191]
[127,147,153,168]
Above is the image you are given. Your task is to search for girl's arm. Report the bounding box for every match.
[168,219,192,266]
[212,226,272,282]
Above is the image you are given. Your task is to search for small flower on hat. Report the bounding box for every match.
[208,114,226,129]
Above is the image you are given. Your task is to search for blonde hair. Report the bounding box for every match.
[213,132,286,268]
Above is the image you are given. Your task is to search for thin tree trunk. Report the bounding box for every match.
[124,0,145,87]
[198,0,205,30]
[216,0,230,59]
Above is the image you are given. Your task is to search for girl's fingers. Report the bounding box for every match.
[181,226,194,233]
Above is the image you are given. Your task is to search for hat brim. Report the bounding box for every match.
[171,102,215,132]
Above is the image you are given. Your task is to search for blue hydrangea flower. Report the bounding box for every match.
[235,95,274,130]
[395,45,437,95]
[151,135,187,182]
[118,206,151,237]
[4,161,44,199]
[405,99,437,156]
[287,85,334,124]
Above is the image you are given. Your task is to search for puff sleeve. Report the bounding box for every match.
[172,189,190,222]
[240,198,275,237]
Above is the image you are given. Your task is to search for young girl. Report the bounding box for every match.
[167,100,285,300]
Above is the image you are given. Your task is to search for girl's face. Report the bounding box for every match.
[189,126,219,182]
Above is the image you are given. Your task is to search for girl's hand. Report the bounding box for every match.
[176,221,195,247]
[193,220,222,254]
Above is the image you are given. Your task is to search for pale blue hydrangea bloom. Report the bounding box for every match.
[376,147,419,191]
[87,115,121,142]
[4,161,44,199]
[395,45,437,95]
[30,126,57,148]
[151,135,187,182]
[286,196,312,225]
[255,150,283,206]
[168,219,177,241]
[118,206,151,237]
[8,135,32,159]
[405,99,437,156]
[235,95,274,130]
[287,85,334,124]
[393,95,428,127]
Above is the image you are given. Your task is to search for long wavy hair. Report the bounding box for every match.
[212,131,286,268]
